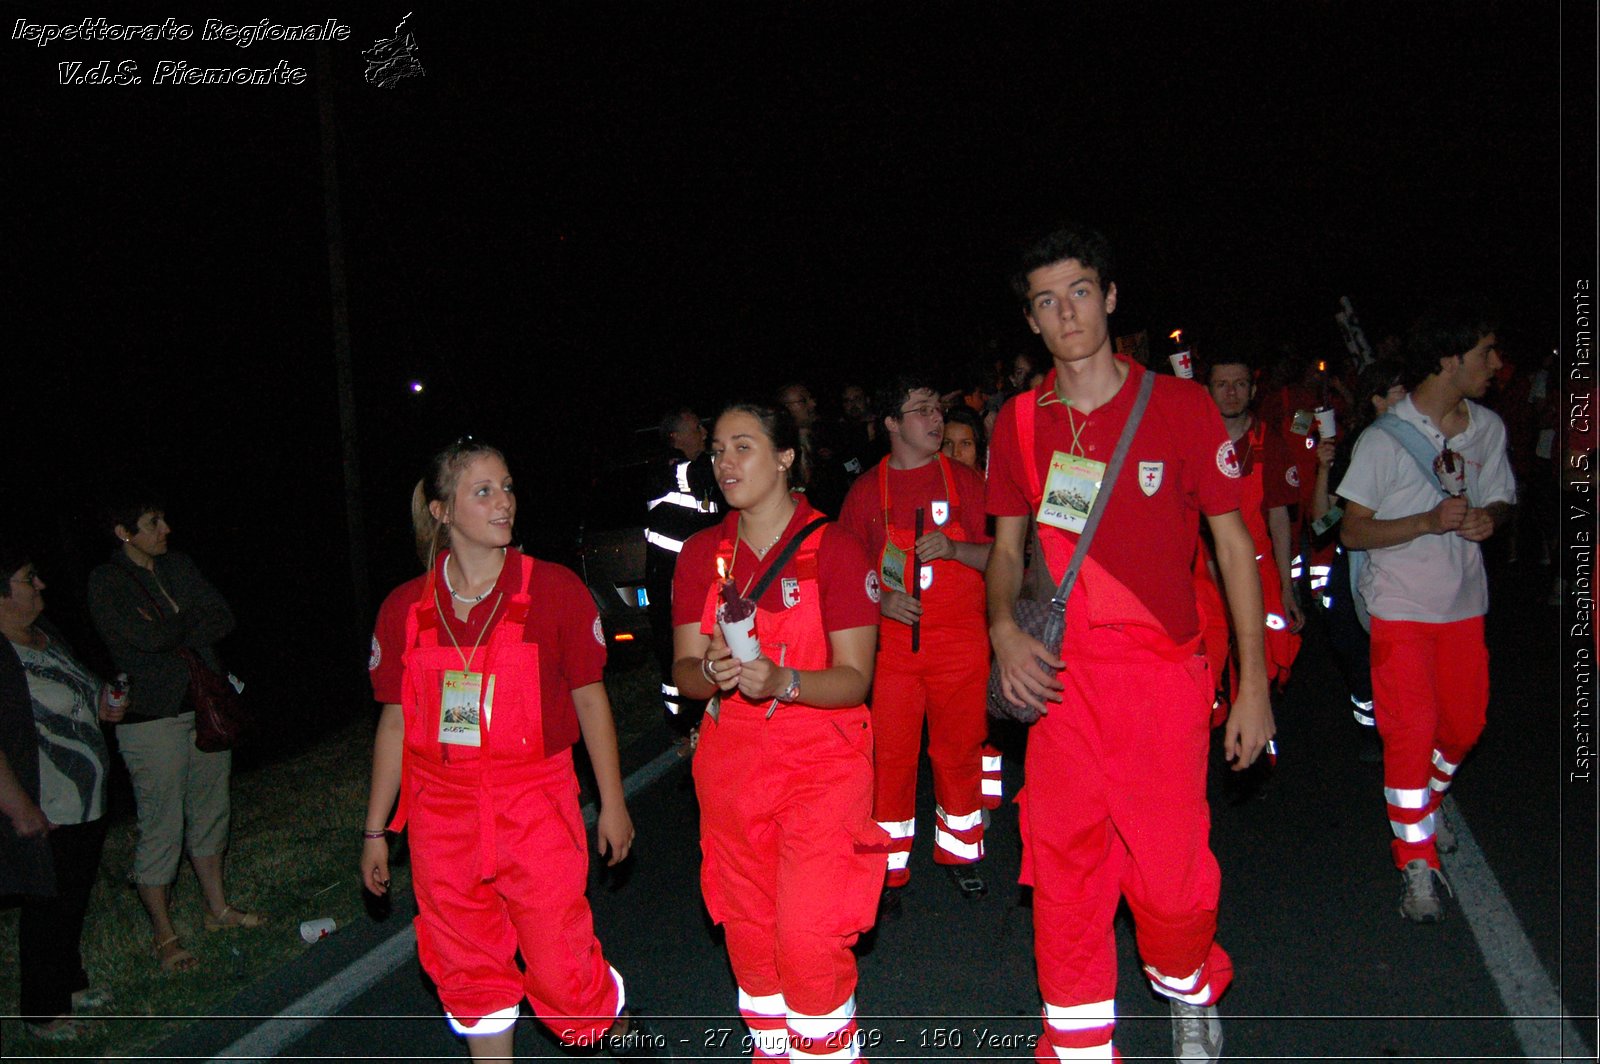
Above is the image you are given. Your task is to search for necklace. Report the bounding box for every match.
[738,514,787,561]
[443,556,491,605]
[727,511,792,596]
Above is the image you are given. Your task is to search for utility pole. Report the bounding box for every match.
[316,43,371,637]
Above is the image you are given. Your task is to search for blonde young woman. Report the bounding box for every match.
[360,438,664,1060]
[671,403,885,1063]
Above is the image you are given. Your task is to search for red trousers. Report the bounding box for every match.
[407,749,621,1041]
[871,634,988,885]
[695,701,885,1059]
[1370,616,1488,869]
[1020,633,1232,1060]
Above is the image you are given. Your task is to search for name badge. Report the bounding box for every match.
[439,670,488,747]
[881,541,909,594]
[1036,451,1107,535]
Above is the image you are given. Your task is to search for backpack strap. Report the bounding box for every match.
[1370,414,1446,497]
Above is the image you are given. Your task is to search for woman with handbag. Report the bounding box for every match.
[671,402,884,1063]
[360,438,664,1060]
[88,496,258,974]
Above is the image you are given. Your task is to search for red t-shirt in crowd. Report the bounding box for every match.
[1241,421,1301,512]
[369,548,604,755]
[837,455,990,633]
[673,496,880,634]
[987,357,1244,644]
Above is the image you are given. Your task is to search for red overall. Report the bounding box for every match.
[390,557,621,1041]
[1010,390,1233,1062]
[692,527,885,1062]
[869,456,988,885]
[1234,422,1301,694]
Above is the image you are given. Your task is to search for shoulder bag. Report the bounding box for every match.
[987,370,1156,723]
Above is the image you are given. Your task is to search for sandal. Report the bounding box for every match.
[204,904,265,931]
[155,934,198,973]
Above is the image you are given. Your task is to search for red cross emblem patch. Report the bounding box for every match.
[1138,461,1164,496]
[1217,441,1242,478]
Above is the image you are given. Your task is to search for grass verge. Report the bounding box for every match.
[0,660,664,1058]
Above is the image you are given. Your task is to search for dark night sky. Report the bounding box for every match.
[2,1,1587,703]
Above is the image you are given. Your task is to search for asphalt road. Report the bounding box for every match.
[156,559,1595,1062]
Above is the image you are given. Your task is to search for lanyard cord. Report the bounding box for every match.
[432,584,505,673]
[1063,404,1090,458]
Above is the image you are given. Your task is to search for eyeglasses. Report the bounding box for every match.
[9,571,41,587]
[898,404,942,419]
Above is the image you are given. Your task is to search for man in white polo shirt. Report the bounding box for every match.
[1337,305,1515,922]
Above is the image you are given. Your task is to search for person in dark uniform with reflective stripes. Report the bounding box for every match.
[645,408,723,729]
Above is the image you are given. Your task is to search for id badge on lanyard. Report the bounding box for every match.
[440,670,495,747]
[881,540,910,593]
[1036,450,1108,534]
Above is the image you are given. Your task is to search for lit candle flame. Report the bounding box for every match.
[716,556,727,580]
[1169,329,1183,342]
[1317,360,1326,372]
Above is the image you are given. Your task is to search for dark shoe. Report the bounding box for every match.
[878,884,903,921]
[947,865,987,898]
[1358,726,1384,764]
[27,1017,89,1042]
[608,1007,673,1059]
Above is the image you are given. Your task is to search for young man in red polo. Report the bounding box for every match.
[987,225,1274,1063]
[838,375,992,910]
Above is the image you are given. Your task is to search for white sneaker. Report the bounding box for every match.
[1399,858,1452,922]
[1169,1000,1223,1062]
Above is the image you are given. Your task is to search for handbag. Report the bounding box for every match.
[128,572,250,751]
[181,647,250,752]
[987,370,1156,723]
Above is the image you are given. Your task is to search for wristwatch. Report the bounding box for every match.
[777,668,801,703]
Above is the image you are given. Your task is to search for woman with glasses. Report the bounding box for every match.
[88,495,251,974]
[2,545,117,1039]
[360,438,662,1060]
[672,402,884,1062]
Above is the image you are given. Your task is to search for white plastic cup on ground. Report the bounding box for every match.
[300,918,337,943]
[1314,407,1337,438]
[1169,350,1194,379]
[718,611,761,662]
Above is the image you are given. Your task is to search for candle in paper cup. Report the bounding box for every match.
[1433,448,1468,497]
[1314,407,1336,438]
[717,580,762,662]
[1168,350,1194,379]
[300,918,337,943]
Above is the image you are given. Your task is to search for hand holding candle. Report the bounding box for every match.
[717,579,762,662]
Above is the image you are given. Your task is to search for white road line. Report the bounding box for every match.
[207,744,688,1063]
[1441,794,1593,1061]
